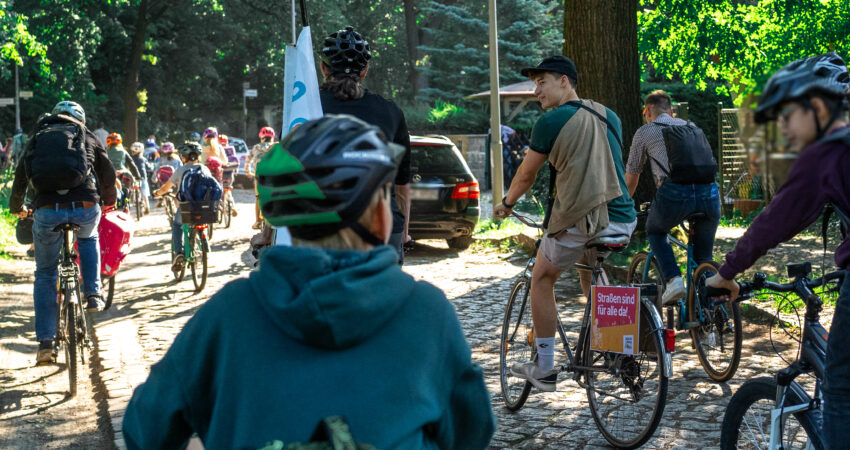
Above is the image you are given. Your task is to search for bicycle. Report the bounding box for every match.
[500,212,672,449]
[218,185,234,229]
[52,223,90,397]
[627,205,742,381]
[719,262,843,450]
[132,181,144,221]
[163,193,211,293]
[162,191,176,226]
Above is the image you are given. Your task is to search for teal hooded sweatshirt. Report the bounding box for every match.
[122,245,495,449]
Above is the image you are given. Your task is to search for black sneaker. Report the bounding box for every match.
[86,294,105,312]
[171,254,185,273]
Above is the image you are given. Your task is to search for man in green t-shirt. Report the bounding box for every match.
[494,56,636,392]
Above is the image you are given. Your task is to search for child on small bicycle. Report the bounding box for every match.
[129,142,151,214]
[706,52,850,449]
[152,141,212,272]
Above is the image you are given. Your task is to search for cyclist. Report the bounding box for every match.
[123,115,495,449]
[625,90,720,305]
[129,142,151,214]
[106,133,141,211]
[151,142,181,208]
[218,134,238,216]
[706,52,850,449]
[143,140,159,164]
[200,127,227,164]
[152,141,212,272]
[319,26,411,264]
[493,56,637,391]
[8,101,117,364]
[245,126,276,230]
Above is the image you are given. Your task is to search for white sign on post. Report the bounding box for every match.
[244,89,258,98]
[19,91,33,99]
[0,98,14,106]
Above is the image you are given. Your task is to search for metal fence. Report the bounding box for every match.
[718,106,769,217]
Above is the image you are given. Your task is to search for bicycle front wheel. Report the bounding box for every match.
[499,277,534,411]
[689,261,742,381]
[720,377,823,450]
[64,285,78,397]
[627,252,665,312]
[583,300,668,449]
[190,230,208,293]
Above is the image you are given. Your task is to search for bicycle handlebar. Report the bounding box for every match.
[511,211,543,229]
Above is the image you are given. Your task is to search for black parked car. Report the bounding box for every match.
[408,135,480,250]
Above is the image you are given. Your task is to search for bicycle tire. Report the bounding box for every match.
[103,275,116,310]
[689,261,742,381]
[134,189,143,221]
[190,230,208,293]
[223,200,232,229]
[626,251,666,313]
[499,277,534,411]
[583,300,668,449]
[720,377,824,450]
[64,285,78,397]
[173,246,186,283]
[164,196,175,226]
[75,282,87,366]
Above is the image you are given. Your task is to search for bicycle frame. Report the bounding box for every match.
[180,223,209,262]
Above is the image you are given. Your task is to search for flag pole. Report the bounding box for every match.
[299,0,309,27]
[291,0,297,43]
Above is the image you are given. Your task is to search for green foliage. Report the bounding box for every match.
[639,0,850,104]
[402,100,489,134]
[0,168,19,259]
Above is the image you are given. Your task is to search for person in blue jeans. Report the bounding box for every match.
[625,90,720,305]
[706,52,850,449]
[9,101,117,364]
[152,141,211,271]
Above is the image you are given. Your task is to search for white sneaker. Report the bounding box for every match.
[510,361,557,392]
[662,276,686,305]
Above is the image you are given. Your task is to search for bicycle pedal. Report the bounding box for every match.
[682,321,701,329]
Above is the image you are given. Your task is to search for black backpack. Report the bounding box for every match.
[25,116,90,194]
[650,121,717,185]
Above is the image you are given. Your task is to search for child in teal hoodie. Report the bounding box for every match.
[123,115,496,449]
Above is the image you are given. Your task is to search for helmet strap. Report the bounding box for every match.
[348,222,385,247]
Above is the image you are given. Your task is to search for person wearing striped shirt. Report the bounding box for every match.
[625,90,721,305]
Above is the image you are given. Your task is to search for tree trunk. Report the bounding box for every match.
[403,0,420,99]
[123,0,149,143]
[563,1,654,205]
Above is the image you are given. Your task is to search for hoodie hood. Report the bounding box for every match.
[249,245,415,349]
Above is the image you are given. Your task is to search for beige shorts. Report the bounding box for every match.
[540,220,638,271]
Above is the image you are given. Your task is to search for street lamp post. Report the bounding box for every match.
[488,0,503,210]
[15,63,21,130]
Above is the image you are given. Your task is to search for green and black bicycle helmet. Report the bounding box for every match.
[179,141,203,156]
[321,26,371,75]
[755,52,850,125]
[52,101,86,124]
[256,115,403,242]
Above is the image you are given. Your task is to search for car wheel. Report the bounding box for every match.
[447,235,473,250]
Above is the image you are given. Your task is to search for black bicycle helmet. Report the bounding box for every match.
[321,26,372,75]
[755,52,850,124]
[179,141,203,156]
[256,114,403,242]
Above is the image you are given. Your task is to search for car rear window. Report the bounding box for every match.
[411,145,466,174]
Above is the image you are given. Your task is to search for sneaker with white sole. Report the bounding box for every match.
[86,294,105,312]
[510,361,558,392]
[662,276,686,305]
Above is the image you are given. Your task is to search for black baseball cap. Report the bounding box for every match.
[520,55,578,81]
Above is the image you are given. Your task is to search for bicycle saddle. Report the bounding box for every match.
[585,234,629,252]
[53,223,81,232]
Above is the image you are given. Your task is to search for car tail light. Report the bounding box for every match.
[451,181,480,199]
[664,329,676,352]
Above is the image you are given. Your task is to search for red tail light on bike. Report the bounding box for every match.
[451,181,480,200]
[664,329,676,352]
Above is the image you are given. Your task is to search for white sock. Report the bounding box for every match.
[535,337,556,372]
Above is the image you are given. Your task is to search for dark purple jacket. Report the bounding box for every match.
[719,126,850,279]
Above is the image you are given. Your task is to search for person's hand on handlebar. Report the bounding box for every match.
[494,202,512,219]
[706,273,739,302]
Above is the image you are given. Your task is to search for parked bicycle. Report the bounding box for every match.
[500,212,672,449]
[719,262,843,450]
[53,222,90,397]
[627,204,741,381]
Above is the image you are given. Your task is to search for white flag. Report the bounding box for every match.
[275,26,324,247]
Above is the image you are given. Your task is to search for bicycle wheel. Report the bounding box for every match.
[164,197,175,226]
[75,282,88,366]
[689,261,742,381]
[173,249,186,282]
[720,377,823,450]
[64,285,78,396]
[627,251,666,312]
[134,189,143,221]
[583,300,668,449]
[103,275,116,310]
[207,222,214,241]
[223,200,232,229]
[190,230,208,293]
[499,277,534,411]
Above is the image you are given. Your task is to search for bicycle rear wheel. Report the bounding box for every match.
[134,189,143,221]
[720,377,823,450]
[689,261,742,381]
[499,277,534,411]
[64,285,78,397]
[103,275,115,310]
[190,230,208,293]
[583,300,668,449]
[223,200,232,229]
[75,282,88,366]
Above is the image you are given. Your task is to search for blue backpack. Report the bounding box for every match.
[178,166,222,202]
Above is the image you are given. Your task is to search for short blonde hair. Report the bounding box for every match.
[292,185,390,251]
